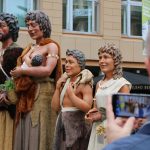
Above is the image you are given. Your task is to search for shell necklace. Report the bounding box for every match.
[98,78,114,90]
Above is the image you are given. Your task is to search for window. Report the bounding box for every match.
[122,0,142,37]
[63,0,99,34]
[0,0,37,27]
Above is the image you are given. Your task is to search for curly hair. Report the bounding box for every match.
[0,47,23,83]
[0,13,19,42]
[98,44,123,79]
[25,10,51,38]
[66,49,86,70]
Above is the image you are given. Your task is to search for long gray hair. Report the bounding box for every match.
[98,44,123,79]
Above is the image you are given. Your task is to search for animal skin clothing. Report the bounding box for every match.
[53,69,93,150]
[14,77,56,150]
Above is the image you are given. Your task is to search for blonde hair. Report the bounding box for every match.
[98,44,123,79]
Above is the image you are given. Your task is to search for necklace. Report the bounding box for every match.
[99,78,114,90]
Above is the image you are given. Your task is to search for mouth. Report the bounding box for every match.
[65,69,71,73]
[100,64,107,68]
[29,32,35,36]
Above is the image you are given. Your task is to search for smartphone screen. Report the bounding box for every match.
[112,93,150,118]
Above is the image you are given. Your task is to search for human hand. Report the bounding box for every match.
[10,67,22,78]
[0,91,10,105]
[132,118,147,133]
[85,107,101,123]
[66,83,75,98]
[106,96,135,143]
[56,76,67,90]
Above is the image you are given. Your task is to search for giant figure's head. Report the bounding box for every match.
[0,13,19,42]
[25,10,51,38]
[98,44,123,79]
[66,49,86,70]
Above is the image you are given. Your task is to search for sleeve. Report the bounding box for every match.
[115,78,132,92]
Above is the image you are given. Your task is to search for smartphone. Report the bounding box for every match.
[112,93,150,118]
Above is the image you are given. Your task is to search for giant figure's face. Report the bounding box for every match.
[26,20,43,41]
[65,55,81,77]
[98,52,115,76]
[0,20,11,42]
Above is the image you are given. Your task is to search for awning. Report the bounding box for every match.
[93,71,150,94]
[123,71,150,94]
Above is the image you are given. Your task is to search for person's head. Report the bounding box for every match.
[25,10,51,39]
[65,49,86,77]
[98,44,123,79]
[145,30,150,77]
[0,13,19,42]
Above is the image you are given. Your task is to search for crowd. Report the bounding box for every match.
[0,10,149,150]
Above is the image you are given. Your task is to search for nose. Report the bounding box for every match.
[65,62,69,67]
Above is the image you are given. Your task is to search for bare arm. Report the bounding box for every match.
[51,76,67,112]
[51,88,61,112]
[10,43,58,77]
[119,84,130,93]
[66,83,93,113]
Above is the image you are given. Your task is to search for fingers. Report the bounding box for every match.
[124,117,135,134]
[56,77,66,89]
[3,97,10,105]
[106,95,115,123]
[88,108,98,113]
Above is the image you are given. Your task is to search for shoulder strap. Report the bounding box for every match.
[60,78,70,108]
[0,64,10,79]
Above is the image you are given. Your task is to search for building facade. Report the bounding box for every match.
[0,0,147,78]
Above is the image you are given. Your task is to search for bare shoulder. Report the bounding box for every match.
[78,83,92,92]
[47,42,58,54]
[119,84,130,93]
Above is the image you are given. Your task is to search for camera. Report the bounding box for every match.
[112,93,150,118]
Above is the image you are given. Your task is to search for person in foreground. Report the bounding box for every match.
[0,13,23,150]
[103,33,150,150]
[10,10,62,150]
[85,44,131,150]
[52,49,93,150]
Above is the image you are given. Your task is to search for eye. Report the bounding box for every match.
[99,56,102,60]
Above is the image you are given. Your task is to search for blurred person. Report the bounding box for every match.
[103,31,150,150]
[0,12,22,150]
[10,10,62,150]
[85,44,131,150]
[52,49,93,150]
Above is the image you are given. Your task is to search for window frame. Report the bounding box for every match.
[121,0,142,38]
[0,0,38,28]
[63,0,99,34]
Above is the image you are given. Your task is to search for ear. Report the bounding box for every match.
[145,58,150,77]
